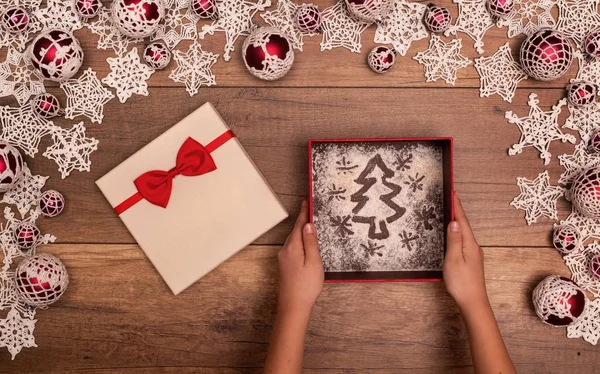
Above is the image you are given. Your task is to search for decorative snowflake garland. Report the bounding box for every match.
[102,48,154,103]
[474,43,528,102]
[498,0,557,38]
[413,34,471,85]
[511,170,564,225]
[152,0,198,50]
[261,0,304,51]
[0,102,55,158]
[568,297,600,345]
[445,0,494,54]
[0,164,48,218]
[320,0,370,54]
[43,123,99,179]
[169,42,218,96]
[0,48,45,106]
[374,0,428,56]
[60,68,115,124]
[556,0,600,46]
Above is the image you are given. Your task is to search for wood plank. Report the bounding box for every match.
[1,243,595,372]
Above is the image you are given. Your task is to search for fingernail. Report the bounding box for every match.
[304,223,314,234]
[449,221,460,232]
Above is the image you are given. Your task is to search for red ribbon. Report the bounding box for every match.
[114,130,235,215]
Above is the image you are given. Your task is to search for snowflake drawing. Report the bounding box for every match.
[169,42,218,97]
[34,0,82,32]
[0,6,41,51]
[565,242,600,298]
[505,93,576,165]
[335,156,358,174]
[413,35,472,85]
[87,8,142,56]
[374,0,428,56]
[43,123,99,179]
[561,211,600,242]
[0,308,37,360]
[510,171,564,225]
[399,230,419,251]
[361,241,384,257]
[0,48,45,106]
[498,0,557,38]
[414,206,437,231]
[330,215,354,238]
[393,152,413,171]
[0,102,55,157]
[152,0,198,50]
[474,43,528,103]
[326,184,346,202]
[102,48,154,103]
[556,0,600,46]
[564,102,600,144]
[320,0,370,53]
[558,143,600,186]
[445,0,494,54]
[60,68,115,124]
[405,173,425,192]
[568,297,600,345]
[261,0,304,51]
[198,0,271,61]
[0,164,48,218]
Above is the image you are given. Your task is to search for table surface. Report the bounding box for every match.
[2,0,599,372]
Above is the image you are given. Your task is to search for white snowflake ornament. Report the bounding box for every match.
[320,1,370,53]
[0,102,54,158]
[151,0,198,50]
[374,0,428,56]
[474,43,527,102]
[564,102,600,144]
[102,48,154,103]
[86,8,143,57]
[511,170,564,225]
[561,211,600,243]
[568,297,600,345]
[565,242,600,298]
[445,0,494,54]
[169,42,217,96]
[558,143,600,186]
[261,0,304,51]
[34,0,82,32]
[43,122,99,179]
[0,164,48,218]
[556,0,600,46]
[60,68,115,124]
[0,48,45,106]
[573,50,600,86]
[413,34,471,85]
[498,0,557,38]
[0,308,37,360]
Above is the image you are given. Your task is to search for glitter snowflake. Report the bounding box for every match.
[102,48,154,103]
[474,43,528,102]
[0,5,42,51]
[510,171,564,225]
[60,68,115,124]
[413,35,471,85]
[198,0,271,61]
[330,215,354,238]
[320,0,370,53]
[568,297,600,345]
[374,0,428,56]
[0,308,37,360]
[87,8,142,56]
[34,0,82,32]
[573,50,600,86]
[556,0,600,46]
[565,242,600,298]
[0,102,54,157]
[169,42,218,97]
[43,123,99,179]
[0,164,48,218]
[498,0,557,38]
[0,48,45,106]
[260,0,304,51]
[561,211,600,242]
[558,143,600,186]
[445,0,494,54]
[564,102,600,144]
[152,0,198,50]
[505,93,576,165]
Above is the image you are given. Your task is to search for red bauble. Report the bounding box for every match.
[585,32,600,58]
[111,0,165,38]
[1,7,29,34]
[143,41,171,70]
[487,0,514,18]
[189,0,217,19]
[552,224,582,255]
[423,4,451,33]
[571,168,600,219]
[344,0,393,23]
[39,190,65,218]
[533,275,587,327]
[520,29,573,81]
[295,4,322,34]
[243,27,294,81]
[73,0,103,18]
[14,222,40,252]
[32,93,62,119]
[0,141,24,193]
[29,30,84,82]
[591,129,600,153]
[367,46,395,73]
[14,253,69,308]
[566,81,596,107]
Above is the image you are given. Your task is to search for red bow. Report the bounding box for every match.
[134,137,217,208]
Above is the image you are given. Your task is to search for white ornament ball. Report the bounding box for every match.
[73,0,103,18]
[566,81,596,107]
[423,4,451,33]
[532,275,587,327]
[1,6,30,34]
[29,30,84,82]
[242,27,294,81]
[32,93,61,119]
[571,168,600,219]
[0,141,24,193]
[143,41,171,70]
[552,223,582,255]
[15,253,69,308]
[295,4,322,34]
[344,0,393,23]
[111,0,165,38]
[39,190,65,217]
[14,222,40,253]
[367,46,395,73]
[519,29,573,81]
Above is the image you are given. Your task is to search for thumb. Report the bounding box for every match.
[302,223,321,265]
[446,221,464,262]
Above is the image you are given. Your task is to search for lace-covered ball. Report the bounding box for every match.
[73,0,103,18]
[39,190,65,217]
[295,4,322,34]
[243,27,294,81]
[143,41,171,70]
[15,253,69,308]
[423,4,451,33]
[367,46,395,74]
[553,223,582,255]
[344,0,393,23]
[585,31,600,58]
[591,129,600,153]
[590,255,600,280]
[111,0,165,38]
[520,29,573,81]
[571,168,600,219]
[0,141,24,193]
[189,0,217,19]
[29,30,84,82]
[14,222,40,253]
[567,81,596,107]
[487,0,514,19]
[1,6,29,34]
[533,275,587,326]
[32,93,61,119]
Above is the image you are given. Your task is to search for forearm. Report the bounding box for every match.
[263,305,312,374]
[461,302,516,374]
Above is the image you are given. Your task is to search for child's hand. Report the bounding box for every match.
[277,201,324,315]
[443,194,490,315]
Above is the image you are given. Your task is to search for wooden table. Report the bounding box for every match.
[2,1,598,372]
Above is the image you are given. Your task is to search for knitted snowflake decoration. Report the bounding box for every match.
[374,0,428,56]
[573,50,600,87]
[260,0,304,51]
[0,48,45,106]
[561,211,600,242]
[510,170,564,225]
[87,8,142,56]
[505,93,576,165]
[0,308,37,360]
[0,164,48,218]
[565,242,600,298]
[102,48,154,103]
[43,123,99,179]
[34,0,82,32]
[498,0,557,38]
[0,3,42,51]
[445,0,494,54]
[413,35,471,85]
[152,0,198,50]
[198,0,271,61]
[556,0,600,46]
[320,0,370,53]
[474,43,528,102]
[568,297,600,345]
[559,143,600,186]
[564,102,600,144]
[169,42,218,97]
[0,102,54,157]
[60,68,115,124]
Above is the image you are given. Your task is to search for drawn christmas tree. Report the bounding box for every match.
[350,154,405,240]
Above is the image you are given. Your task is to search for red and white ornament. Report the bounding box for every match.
[590,255,600,280]
[423,4,451,33]
[571,168,600,219]
[591,129,600,153]
[519,29,573,81]
[143,41,171,70]
[295,4,322,34]
[15,253,69,308]
[189,0,217,19]
[243,27,294,81]
[29,30,84,82]
[14,222,40,252]
[553,223,582,255]
[0,141,24,193]
[73,0,103,19]
[566,81,596,107]
[32,93,62,119]
[1,6,29,34]
[487,0,514,19]
[585,31,600,59]
[367,46,395,73]
[344,0,393,23]
[111,0,165,38]
[532,275,587,327]
[39,190,65,218]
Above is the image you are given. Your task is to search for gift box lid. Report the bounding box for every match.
[96,103,288,295]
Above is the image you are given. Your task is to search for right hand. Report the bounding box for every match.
[443,194,490,314]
